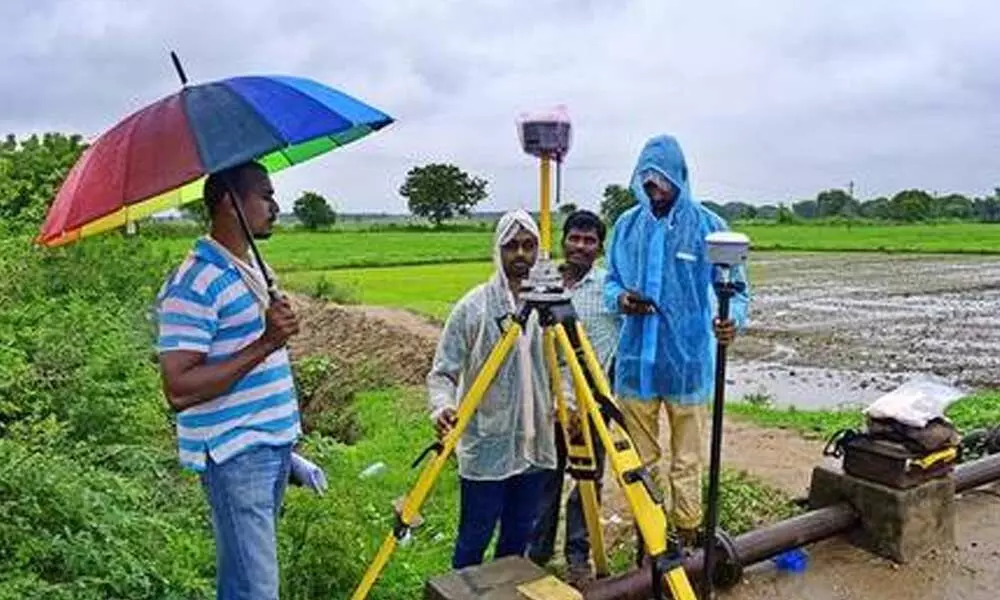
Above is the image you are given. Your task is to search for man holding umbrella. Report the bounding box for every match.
[37,63,394,599]
[156,161,301,599]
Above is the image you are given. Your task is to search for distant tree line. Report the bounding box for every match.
[599,184,1000,226]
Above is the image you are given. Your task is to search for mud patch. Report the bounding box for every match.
[729,252,1000,408]
[287,294,436,387]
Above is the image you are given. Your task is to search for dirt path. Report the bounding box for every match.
[719,419,829,497]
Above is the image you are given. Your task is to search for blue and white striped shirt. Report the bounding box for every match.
[156,238,300,472]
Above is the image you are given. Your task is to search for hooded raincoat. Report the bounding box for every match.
[427,210,557,480]
[604,135,750,403]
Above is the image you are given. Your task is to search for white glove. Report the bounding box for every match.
[290,452,328,495]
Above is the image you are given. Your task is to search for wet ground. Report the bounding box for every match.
[727,252,1000,408]
[722,485,1000,600]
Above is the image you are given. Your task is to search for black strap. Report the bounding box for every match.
[823,428,862,459]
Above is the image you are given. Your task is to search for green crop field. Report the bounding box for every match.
[283,262,495,320]
[154,230,500,272]
[154,222,1000,276]
[740,222,1000,253]
[280,257,783,321]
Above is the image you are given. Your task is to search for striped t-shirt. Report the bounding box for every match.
[156,238,300,472]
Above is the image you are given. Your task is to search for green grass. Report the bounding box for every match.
[154,231,501,272]
[740,222,1000,254]
[289,387,800,597]
[150,223,1000,276]
[280,388,460,599]
[729,391,1000,441]
[283,262,495,320]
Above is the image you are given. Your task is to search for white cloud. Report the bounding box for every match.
[2,0,998,214]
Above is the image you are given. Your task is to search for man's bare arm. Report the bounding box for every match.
[159,298,299,412]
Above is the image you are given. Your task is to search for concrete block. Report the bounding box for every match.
[808,465,955,563]
[425,556,551,600]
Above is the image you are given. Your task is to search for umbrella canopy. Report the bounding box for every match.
[38,75,393,246]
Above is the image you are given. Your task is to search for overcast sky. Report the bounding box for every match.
[2,0,998,214]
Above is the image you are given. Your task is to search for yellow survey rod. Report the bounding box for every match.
[539,156,552,256]
[350,323,523,600]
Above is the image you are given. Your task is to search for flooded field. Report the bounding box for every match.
[728,252,1000,408]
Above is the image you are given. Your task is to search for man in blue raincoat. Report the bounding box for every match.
[604,135,750,549]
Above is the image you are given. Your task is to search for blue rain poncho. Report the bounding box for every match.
[427,210,557,480]
[604,135,750,403]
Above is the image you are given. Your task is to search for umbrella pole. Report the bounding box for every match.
[223,181,278,298]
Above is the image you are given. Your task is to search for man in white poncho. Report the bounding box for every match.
[427,209,557,569]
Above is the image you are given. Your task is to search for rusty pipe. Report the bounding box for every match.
[585,455,1000,600]
[582,504,857,600]
[956,453,1000,493]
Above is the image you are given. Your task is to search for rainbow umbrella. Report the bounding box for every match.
[38,54,393,250]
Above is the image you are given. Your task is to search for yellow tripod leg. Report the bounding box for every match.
[665,565,699,600]
[544,329,609,577]
[555,324,699,600]
[350,323,523,600]
[577,479,607,577]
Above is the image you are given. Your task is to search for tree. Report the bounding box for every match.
[776,204,798,224]
[888,189,933,222]
[599,184,636,226]
[937,193,973,220]
[974,191,1000,222]
[400,163,488,227]
[0,132,87,234]
[816,189,857,218]
[860,197,891,220]
[293,191,337,230]
[558,202,579,218]
[722,202,757,221]
[755,204,779,220]
[702,201,726,217]
[792,200,818,219]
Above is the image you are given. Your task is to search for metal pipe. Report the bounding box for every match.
[585,454,1000,600]
[582,505,856,600]
[956,453,1000,493]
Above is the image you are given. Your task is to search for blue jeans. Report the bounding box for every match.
[527,424,606,568]
[200,443,293,600]
[453,469,548,569]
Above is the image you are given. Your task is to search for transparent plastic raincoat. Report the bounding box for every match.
[427,210,557,480]
[604,135,750,403]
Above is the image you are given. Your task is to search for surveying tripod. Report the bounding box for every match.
[351,151,700,600]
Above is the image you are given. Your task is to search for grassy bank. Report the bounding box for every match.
[729,391,1000,441]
